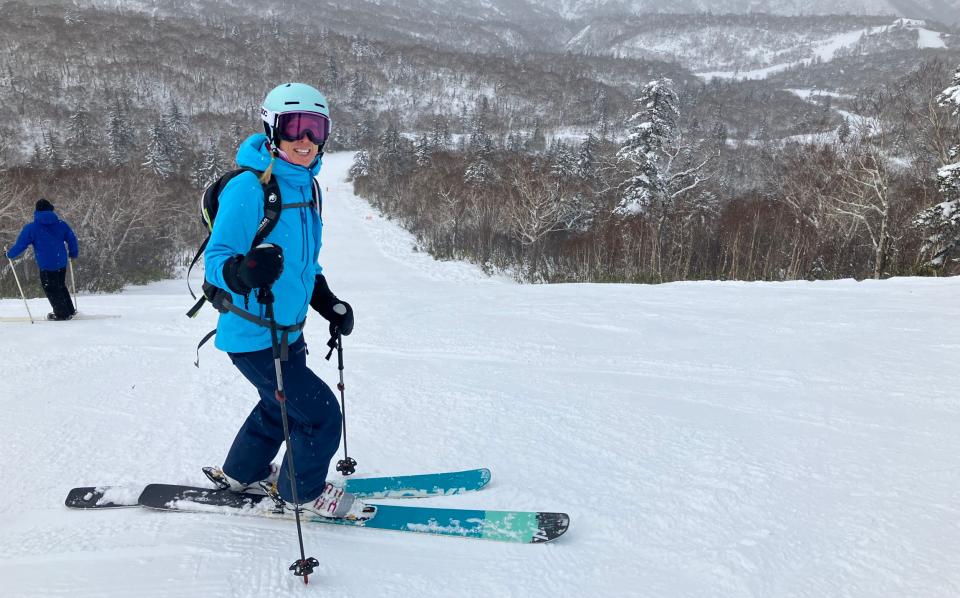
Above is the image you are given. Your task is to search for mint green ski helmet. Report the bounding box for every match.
[260,82,331,147]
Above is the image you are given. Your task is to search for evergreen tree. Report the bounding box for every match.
[348,73,367,109]
[549,142,578,183]
[203,143,225,185]
[836,118,852,144]
[191,142,225,188]
[615,78,679,216]
[414,134,431,167]
[527,119,546,153]
[464,113,495,186]
[429,115,449,150]
[595,88,609,140]
[106,100,135,166]
[31,132,61,171]
[326,56,340,90]
[577,133,598,181]
[348,150,370,179]
[65,108,93,166]
[915,66,960,265]
[143,120,174,179]
[162,99,188,159]
[468,109,492,156]
[352,119,376,148]
[377,123,405,180]
[464,153,494,186]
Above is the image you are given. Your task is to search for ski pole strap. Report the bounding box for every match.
[186,295,207,319]
[185,236,210,301]
[194,328,218,367]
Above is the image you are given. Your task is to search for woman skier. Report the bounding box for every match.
[202,82,358,519]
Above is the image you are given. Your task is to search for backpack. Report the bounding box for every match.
[185,167,321,364]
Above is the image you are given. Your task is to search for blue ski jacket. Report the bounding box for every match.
[204,134,323,354]
[7,211,79,271]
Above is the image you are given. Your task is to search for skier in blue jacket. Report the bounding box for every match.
[203,83,359,519]
[6,199,79,320]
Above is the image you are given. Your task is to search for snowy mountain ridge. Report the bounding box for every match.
[523,0,958,21]
[566,15,952,74]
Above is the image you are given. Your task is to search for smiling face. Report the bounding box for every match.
[277,137,320,167]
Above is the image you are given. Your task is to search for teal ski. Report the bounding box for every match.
[65,468,491,509]
[137,483,569,544]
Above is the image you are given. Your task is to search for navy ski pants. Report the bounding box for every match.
[222,337,341,503]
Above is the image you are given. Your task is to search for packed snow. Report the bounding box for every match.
[2,153,960,597]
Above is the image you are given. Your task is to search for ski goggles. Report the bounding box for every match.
[276,111,331,144]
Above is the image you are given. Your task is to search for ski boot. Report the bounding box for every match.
[259,480,373,521]
[203,464,279,493]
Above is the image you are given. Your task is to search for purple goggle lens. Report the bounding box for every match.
[277,112,330,144]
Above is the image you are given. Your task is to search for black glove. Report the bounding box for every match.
[223,243,284,295]
[310,274,354,336]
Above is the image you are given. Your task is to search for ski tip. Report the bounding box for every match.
[532,512,570,543]
[478,468,492,489]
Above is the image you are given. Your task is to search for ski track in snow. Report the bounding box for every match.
[2,152,960,596]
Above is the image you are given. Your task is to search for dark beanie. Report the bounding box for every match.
[36,199,54,212]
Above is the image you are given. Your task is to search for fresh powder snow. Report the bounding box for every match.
[1,152,959,597]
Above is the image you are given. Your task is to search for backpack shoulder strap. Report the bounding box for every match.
[187,167,268,300]
[252,174,282,247]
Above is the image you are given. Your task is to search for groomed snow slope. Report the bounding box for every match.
[1,152,959,597]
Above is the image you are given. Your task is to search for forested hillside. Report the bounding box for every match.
[2,0,960,291]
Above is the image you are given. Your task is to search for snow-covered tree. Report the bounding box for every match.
[836,118,852,144]
[348,150,370,180]
[351,120,375,148]
[31,131,61,171]
[161,99,188,159]
[377,124,405,180]
[325,56,340,91]
[65,108,94,166]
[143,121,174,179]
[464,112,495,186]
[348,73,367,109]
[191,142,225,188]
[429,116,450,150]
[615,78,679,216]
[506,132,524,153]
[577,134,598,181]
[549,142,578,183]
[464,152,494,186]
[914,65,960,265]
[414,134,431,168]
[106,101,135,166]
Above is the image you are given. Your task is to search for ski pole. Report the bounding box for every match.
[258,285,318,585]
[5,247,34,324]
[68,259,78,313]
[326,329,357,476]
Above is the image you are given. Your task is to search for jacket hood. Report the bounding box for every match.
[34,211,60,225]
[235,134,321,188]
